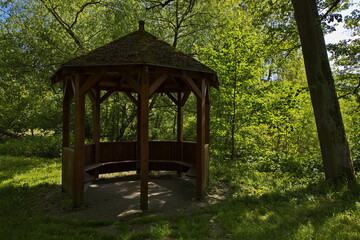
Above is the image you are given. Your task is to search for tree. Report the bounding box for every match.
[0,0,143,136]
[291,0,355,182]
[327,6,359,102]
[196,1,317,171]
[141,0,218,51]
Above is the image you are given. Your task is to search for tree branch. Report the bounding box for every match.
[321,0,341,20]
[145,0,174,10]
[40,0,101,49]
[338,79,360,99]
[70,1,101,28]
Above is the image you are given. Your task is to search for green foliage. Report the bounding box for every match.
[0,0,142,135]
[0,0,359,238]
[0,0,358,183]
[0,135,61,158]
[193,2,322,177]
[98,93,138,141]
[340,97,360,167]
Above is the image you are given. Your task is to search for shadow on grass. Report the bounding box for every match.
[0,182,115,240]
[209,180,360,239]
[0,156,115,239]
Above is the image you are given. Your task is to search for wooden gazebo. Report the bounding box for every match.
[52,21,218,210]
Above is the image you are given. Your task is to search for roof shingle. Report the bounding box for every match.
[62,22,216,75]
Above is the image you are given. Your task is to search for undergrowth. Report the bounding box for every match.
[0,135,61,158]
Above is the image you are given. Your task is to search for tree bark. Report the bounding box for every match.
[291,0,355,182]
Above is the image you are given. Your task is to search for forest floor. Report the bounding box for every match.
[1,156,359,240]
[52,173,226,237]
[56,174,224,221]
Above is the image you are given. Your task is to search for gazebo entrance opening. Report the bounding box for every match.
[53,22,218,210]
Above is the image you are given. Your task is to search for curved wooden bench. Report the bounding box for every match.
[84,159,195,179]
[84,160,139,172]
[83,160,196,191]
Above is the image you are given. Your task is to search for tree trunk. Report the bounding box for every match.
[291,0,355,182]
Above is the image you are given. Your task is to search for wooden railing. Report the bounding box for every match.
[183,141,197,165]
[99,141,137,162]
[81,141,197,164]
[149,141,178,160]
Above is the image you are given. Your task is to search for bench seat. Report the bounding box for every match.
[84,159,195,174]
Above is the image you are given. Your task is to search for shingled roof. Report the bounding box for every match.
[61,21,216,76]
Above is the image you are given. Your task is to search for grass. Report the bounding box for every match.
[0,155,359,240]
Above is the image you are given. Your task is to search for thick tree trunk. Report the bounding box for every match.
[291,0,355,181]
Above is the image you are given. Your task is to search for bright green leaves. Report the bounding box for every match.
[191,1,326,177]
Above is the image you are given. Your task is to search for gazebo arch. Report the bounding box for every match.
[52,21,218,210]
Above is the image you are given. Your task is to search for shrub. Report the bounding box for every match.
[0,135,61,158]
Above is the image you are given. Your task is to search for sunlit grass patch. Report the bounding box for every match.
[210,195,360,240]
[208,178,360,240]
[0,155,60,183]
[314,210,360,240]
[115,211,214,240]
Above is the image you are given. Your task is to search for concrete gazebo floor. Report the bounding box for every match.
[57,173,223,221]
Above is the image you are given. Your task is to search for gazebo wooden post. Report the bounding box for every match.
[73,73,86,207]
[136,101,141,174]
[139,66,150,210]
[196,79,207,199]
[62,79,72,148]
[62,79,72,191]
[205,86,210,145]
[92,89,101,164]
[205,83,210,186]
[177,91,184,162]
